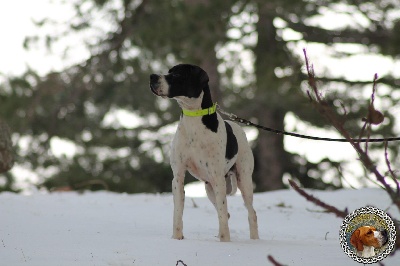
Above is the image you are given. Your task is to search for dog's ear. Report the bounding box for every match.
[168,65,180,74]
[188,65,208,85]
[185,66,208,98]
[198,70,209,86]
[350,229,364,251]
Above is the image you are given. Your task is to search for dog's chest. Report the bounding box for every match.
[358,246,375,257]
[178,120,225,158]
[172,118,227,180]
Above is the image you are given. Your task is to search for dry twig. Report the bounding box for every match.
[176,260,188,266]
[302,49,400,210]
[288,179,348,218]
[384,141,400,195]
[302,49,400,251]
[267,255,286,266]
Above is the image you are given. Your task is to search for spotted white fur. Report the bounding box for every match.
[150,64,259,242]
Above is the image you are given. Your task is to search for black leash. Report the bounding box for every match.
[216,105,400,143]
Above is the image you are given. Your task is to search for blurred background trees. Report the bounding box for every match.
[0,119,14,192]
[0,0,399,193]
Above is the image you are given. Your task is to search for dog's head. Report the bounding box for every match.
[350,226,388,252]
[149,64,209,99]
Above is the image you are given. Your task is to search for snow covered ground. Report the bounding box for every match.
[1,187,399,266]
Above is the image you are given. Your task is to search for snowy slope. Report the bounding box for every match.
[1,188,399,266]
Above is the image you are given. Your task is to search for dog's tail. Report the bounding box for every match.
[225,169,238,196]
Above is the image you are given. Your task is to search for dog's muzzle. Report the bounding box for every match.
[149,74,161,95]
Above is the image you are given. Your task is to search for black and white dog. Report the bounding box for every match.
[150,64,259,242]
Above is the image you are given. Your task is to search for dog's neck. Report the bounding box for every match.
[200,85,214,110]
[175,86,213,109]
[177,85,219,133]
[357,245,375,258]
[201,84,218,133]
[200,85,218,133]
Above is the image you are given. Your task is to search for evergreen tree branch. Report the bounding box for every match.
[305,75,400,90]
[286,20,392,48]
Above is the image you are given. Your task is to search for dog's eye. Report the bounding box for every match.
[172,73,180,78]
[367,230,373,235]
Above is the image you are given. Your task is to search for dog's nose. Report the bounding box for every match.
[150,74,159,83]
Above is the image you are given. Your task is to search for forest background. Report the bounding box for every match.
[0,0,400,194]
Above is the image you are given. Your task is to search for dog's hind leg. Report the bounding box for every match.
[236,165,259,239]
[225,165,238,196]
[205,182,217,208]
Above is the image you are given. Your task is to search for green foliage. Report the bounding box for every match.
[1,0,399,193]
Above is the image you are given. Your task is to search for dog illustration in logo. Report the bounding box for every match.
[350,226,388,258]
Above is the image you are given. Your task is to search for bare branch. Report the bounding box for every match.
[302,49,400,209]
[267,255,286,266]
[288,179,348,218]
[176,260,188,266]
[384,141,400,196]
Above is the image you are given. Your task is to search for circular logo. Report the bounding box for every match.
[339,206,397,264]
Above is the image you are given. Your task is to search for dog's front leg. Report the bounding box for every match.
[172,170,185,240]
[212,177,230,242]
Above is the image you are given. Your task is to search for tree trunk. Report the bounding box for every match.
[253,109,286,191]
[252,3,286,191]
[185,0,222,103]
[0,119,14,173]
[200,55,221,103]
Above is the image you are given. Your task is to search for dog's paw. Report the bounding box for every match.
[250,234,260,240]
[172,234,184,240]
[219,234,230,242]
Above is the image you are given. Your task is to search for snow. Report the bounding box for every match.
[1,187,399,266]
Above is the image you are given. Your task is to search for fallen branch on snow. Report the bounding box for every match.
[267,255,286,266]
[176,260,188,266]
[288,179,348,218]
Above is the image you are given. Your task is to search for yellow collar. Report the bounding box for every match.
[182,103,217,117]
